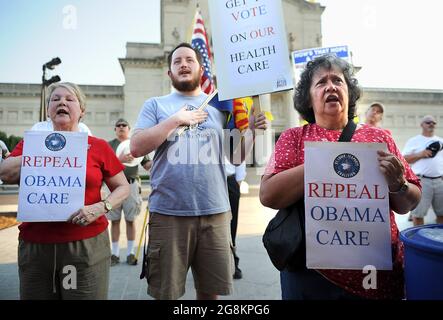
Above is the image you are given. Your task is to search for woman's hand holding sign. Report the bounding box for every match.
[377,150,406,192]
[69,203,104,226]
[377,150,420,214]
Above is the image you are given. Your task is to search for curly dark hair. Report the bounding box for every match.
[293,54,361,124]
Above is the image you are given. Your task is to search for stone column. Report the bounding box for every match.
[284,90,299,128]
[252,94,273,175]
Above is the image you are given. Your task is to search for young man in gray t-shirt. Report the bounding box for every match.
[131,43,267,300]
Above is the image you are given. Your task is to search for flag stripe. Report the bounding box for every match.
[191,10,214,95]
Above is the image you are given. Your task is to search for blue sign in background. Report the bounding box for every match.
[292,45,349,65]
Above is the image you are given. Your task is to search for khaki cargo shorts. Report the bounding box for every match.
[411,177,443,218]
[146,211,234,300]
[106,180,142,222]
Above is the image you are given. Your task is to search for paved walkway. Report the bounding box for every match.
[0,186,438,300]
[0,186,282,300]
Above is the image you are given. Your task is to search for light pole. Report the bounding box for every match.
[40,57,62,121]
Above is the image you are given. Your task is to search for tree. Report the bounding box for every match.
[8,135,22,151]
[0,130,22,151]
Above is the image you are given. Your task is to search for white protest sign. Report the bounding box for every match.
[17,131,88,222]
[304,142,392,270]
[208,0,293,101]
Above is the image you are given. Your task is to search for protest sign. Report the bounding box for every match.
[304,142,392,270]
[208,0,293,100]
[17,131,88,222]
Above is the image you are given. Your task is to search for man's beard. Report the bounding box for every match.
[171,73,201,92]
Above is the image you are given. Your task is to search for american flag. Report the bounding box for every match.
[191,9,215,94]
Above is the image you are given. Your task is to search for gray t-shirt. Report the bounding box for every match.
[134,91,230,216]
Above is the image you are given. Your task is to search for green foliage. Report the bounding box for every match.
[0,131,7,145]
[0,130,23,151]
[8,135,22,150]
[139,175,151,182]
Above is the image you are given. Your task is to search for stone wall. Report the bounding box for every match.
[0,83,124,141]
[2,0,442,155]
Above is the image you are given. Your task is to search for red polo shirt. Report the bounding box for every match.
[10,136,124,243]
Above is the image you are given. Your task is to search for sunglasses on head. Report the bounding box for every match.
[116,124,128,128]
[424,121,436,125]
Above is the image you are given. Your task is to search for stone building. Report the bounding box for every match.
[1,0,443,152]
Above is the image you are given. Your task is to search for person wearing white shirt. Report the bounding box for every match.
[0,139,10,184]
[0,139,9,161]
[31,119,92,135]
[225,158,246,279]
[403,115,443,226]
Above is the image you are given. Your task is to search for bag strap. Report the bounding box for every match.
[338,119,356,142]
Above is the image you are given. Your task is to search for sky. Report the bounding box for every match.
[0,0,442,90]
[319,0,443,90]
[0,0,161,86]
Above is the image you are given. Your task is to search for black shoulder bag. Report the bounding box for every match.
[262,120,356,271]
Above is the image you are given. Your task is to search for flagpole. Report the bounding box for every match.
[252,94,273,169]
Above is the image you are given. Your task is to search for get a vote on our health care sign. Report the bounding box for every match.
[17,131,88,222]
[304,142,392,270]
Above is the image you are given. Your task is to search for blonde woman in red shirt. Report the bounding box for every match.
[0,82,130,299]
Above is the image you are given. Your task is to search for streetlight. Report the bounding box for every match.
[44,57,61,70]
[40,57,62,121]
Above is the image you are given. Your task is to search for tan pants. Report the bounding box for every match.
[146,211,234,300]
[18,230,110,300]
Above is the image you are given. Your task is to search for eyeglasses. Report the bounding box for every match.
[116,124,128,128]
[424,121,436,125]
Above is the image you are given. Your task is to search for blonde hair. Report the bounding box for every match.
[46,82,86,112]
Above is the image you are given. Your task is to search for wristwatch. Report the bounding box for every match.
[389,180,409,194]
[102,199,113,212]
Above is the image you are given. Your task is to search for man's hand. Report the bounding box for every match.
[420,149,434,159]
[143,160,153,171]
[173,106,208,127]
[119,152,134,164]
[249,112,268,131]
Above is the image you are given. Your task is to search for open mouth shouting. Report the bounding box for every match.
[178,69,192,77]
[325,94,342,108]
[325,95,339,103]
[56,108,70,116]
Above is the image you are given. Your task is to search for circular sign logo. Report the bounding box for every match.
[333,153,360,178]
[45,133,66,151]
